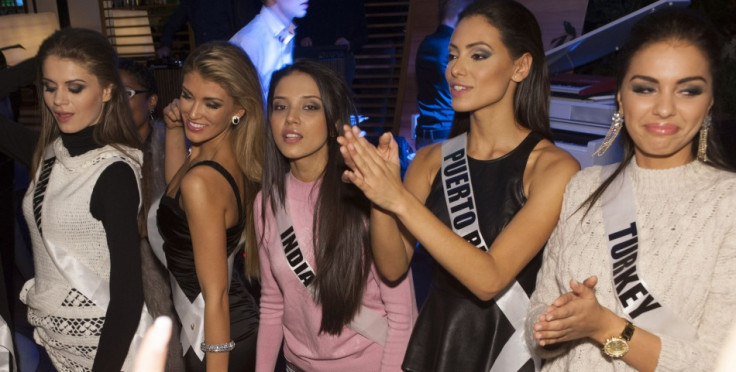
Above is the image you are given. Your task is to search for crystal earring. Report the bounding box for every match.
[697,115,711,162]
[594,111,623,157]
[231,115,240,126]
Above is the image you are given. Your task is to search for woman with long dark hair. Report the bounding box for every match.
[12,28,150,371]
[339,1,579,371]
[527,9,736,372]
[154,42,262,371]
[255,59,416,371]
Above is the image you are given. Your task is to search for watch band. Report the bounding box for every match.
[621,321,635,341]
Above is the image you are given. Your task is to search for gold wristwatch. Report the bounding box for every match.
[602,320,635,358]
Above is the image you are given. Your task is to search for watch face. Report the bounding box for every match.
[603,338,630,358]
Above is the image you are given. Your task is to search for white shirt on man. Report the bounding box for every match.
[230,6,296,97]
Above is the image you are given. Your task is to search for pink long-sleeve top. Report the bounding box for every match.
[254,173,417,372]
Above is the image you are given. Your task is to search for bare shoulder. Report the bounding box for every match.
[179,166,232,208]
[527,139,581,194]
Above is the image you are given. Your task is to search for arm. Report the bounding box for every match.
[253,197,284,372]
[343,127,580,300]
[0,57,36,98]
[338,127,423,280]
[524,203,570,360]
[375,268,417,371]
[0,114,38,169]
[180,167,234,372]
[654,225,736,371]
[90,162,144,371]
[532,193,736,372]
[162,99,188,183]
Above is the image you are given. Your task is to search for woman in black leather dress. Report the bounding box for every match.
[153,42,264,372]
[339,2,579,371]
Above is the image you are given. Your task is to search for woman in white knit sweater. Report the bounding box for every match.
[526,9,736,372]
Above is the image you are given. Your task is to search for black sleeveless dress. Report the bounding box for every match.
[157,161,258,372]
[402,132,544,372]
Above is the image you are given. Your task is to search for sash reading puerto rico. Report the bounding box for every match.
[600,164,697,340]
[441,133,540,372]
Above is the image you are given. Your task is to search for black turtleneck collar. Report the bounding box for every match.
[60,125,103,157]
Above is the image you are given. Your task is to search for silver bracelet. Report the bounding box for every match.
[200,340,235,353]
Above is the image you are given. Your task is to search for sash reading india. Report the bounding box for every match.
[600,164,697,340]
[273,192,388,346]
[441,133,540,372]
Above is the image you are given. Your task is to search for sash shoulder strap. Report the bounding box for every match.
[440,133,540,372]
[273,191,388,346]
[600,164,697,339]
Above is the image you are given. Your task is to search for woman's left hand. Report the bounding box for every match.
[533,276,622,346]
[337,125,406,213]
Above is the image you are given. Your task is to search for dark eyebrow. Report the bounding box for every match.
[272,95,323,101]
[449,41,492,50]
[629,75,708,84]
[42,78,87,85]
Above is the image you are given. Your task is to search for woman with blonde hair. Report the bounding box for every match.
[152,41,263,371]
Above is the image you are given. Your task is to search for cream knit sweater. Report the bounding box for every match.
[526,158,736,371]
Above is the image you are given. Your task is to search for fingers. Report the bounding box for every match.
[163,99,183,129]
[132,316,172,372]
[570,279,595,298]
[582,275,598,288]
[551,292,576,308]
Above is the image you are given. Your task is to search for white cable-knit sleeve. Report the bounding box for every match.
[525,175,581,360]
[655,222,736,371]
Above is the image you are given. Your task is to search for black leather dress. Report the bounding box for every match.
[157,161,258,372]
[402,132,544,372]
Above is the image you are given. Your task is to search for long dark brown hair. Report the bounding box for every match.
[181,42,265,278]
[449,0,551,139]
[32,28,142,176]
[580,9,734,215]
[262,60,372,335]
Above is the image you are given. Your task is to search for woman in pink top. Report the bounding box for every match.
[254,59,417,371]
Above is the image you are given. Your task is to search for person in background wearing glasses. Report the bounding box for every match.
[118,58,188,371]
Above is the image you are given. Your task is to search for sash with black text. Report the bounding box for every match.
[441,133,540,372]
[600,164,697,339]
[274,192,389,346]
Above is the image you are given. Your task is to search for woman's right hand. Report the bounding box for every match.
[163,98,183,129]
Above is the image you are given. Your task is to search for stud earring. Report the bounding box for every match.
[698,115,711,162]
[594,111,624,157]
[231,116,240,126]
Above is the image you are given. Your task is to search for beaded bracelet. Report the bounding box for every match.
[200,340,235,353]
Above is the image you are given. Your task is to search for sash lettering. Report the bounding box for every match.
[441,134,540,372]
[272,188,388,345]
[600,164,697,339]
[280,226,315,287]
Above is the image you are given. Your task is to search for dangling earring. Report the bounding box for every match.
[594,111,624,157]
[698,114,711,162]
[231,115,240,126]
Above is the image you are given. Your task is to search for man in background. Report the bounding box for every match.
[230,0,309,96]
[414,0,471,149]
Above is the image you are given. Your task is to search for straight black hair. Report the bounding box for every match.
[262,60,372,335]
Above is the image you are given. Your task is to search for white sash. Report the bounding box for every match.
[147,196,237,360]
[274,194,388,346]
[441,134,540,372]
[600,164,698,339]
[40,236,152,371]
[0,315,15,372]
[33,150,151,371]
